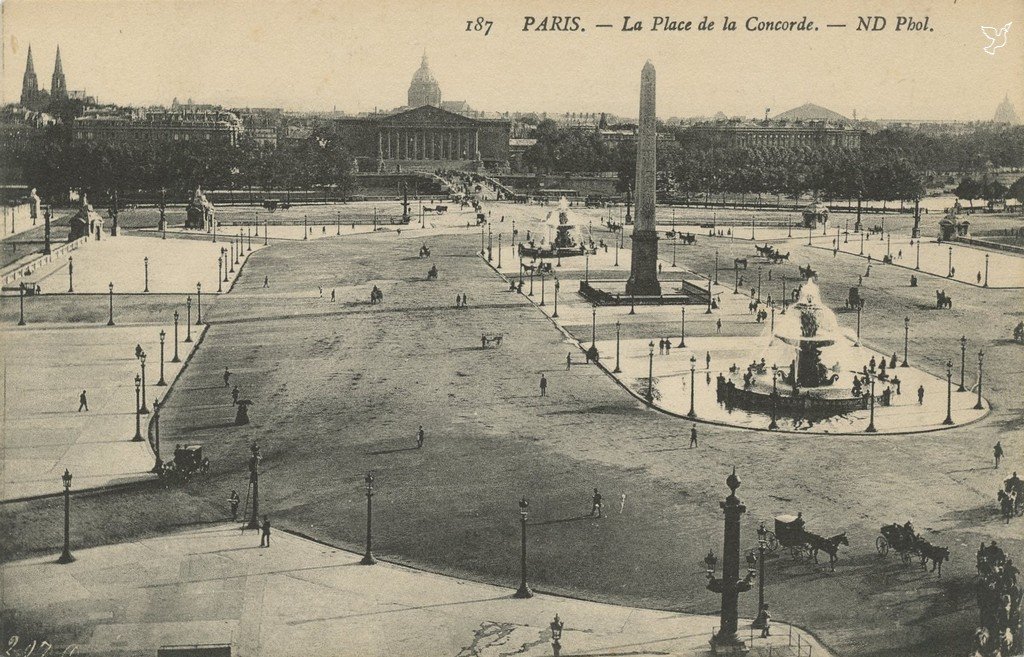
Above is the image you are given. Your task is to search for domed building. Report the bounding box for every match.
[994,93,1019,124]
[408,53,442,108]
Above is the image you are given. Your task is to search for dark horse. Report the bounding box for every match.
[917,539,950,576]
[807,532,849,571]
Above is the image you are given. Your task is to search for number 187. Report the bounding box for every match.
[466,17,493,36]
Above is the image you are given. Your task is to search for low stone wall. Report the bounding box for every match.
[1,202,34,234]
[951,235,1024,256]
[1,236,89,288]
[716,377,868,419]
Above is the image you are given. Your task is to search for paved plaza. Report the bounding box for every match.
[2,196,1022,657]
[3,525,830,657]
[1,321,201,500]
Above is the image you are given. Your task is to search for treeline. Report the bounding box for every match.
[519,119,1024,202]
[5,126,356,205]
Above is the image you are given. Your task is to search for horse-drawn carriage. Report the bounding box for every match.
[846,287,865,310]
[665,230,696,244]
[755,243,777,259]
[481,334,503,349]
[799,264,817,280]
[999,474,1024,520]
[760,514,849,570]
[877,522,950,575]
[936,290,953,309]
[161,445,210,484]
[734,258,748,270]
[767,251,790,264]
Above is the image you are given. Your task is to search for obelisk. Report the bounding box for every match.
[626,61,661,296]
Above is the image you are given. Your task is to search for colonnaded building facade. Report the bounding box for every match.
[332,55,511,173]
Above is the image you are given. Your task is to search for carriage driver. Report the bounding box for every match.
[793,512,805,532]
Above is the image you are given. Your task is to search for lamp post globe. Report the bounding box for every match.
[157,330,167,386]
[688,354,697,418]
[942,359,954,425]
[133,374,144,441]
[958,335,967,392]
[901,317,910,367]
[974,350,985,410]
[646,341,655,402]
[513,496,533,598]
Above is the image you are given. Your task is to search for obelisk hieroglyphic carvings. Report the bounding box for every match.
[625,61,661,296]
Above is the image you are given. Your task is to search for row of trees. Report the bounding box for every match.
[5,126,356,205]
[519,120,1024,203]
[953,175,1024,206]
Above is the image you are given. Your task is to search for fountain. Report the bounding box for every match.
[717,280,867,420]
[518,196,596,259]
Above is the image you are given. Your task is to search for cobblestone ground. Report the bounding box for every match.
[1,204,1021,657]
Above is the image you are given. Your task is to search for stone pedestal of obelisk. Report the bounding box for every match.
[626,61,661,296]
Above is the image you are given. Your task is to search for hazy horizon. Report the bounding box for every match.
[2,0,1022,121]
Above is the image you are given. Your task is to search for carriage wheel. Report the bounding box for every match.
[1016,503,1024,517]
[875,536,889,557]
[765,532,780,552]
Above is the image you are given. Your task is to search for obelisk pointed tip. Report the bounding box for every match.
[643,60,655,72]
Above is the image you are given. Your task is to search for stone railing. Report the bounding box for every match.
[1,236,89,288]
[950,235,1024,256]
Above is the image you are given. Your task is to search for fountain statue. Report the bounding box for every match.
[775,280,842,388]
[518,196,595,259]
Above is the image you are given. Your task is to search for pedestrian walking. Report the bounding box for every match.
[917,385,925,405]
[619,492,626,514]
[417,425,425,449]
[223,367,231,387]
[455,293,462,308]
[689,424,698,448]
[228,490,240,520]
[994,441,1004,469]
[566,352,572,370]
[260,516,271,547]
[263,276,269,288]
[232,385,240,404]
[759,605,772,638]
[78,390,89,412]
[540,374,547,396]
[331,289,336,302]
[462,293,468,307]
[591,488,603,517]
[319,285,323,298]
[716,318,722,334]
[706,351,711,369]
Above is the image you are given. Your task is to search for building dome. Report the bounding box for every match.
[408,53,441,108]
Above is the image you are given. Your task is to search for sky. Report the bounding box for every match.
[2,0,1022,121]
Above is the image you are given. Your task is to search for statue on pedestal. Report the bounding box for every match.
[29,188,41,224]
[185,186,215,230]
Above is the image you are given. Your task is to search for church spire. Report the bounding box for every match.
[21,44,40,106]
[51,45,67,100]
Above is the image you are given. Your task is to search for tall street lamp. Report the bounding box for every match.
[958,336,967,392]
[196,283,203,324]
[757,268,762,302]
[185,297,193,342]
[688,354,697,418]
[68,256,74,292]
[769,365,782,430]
[647,341,655,402]
[361,472,377,565]
[18,283,26,326]
[138,351,149,413]
[591,306,597,347]
[614,320,622,373]
[157,331,167,386]
[246,442,262,529]
[678,306,686,348]
[222,248,228,282]
[229,242,236,273]
[975,350,985,410]
[172,310,181,362]
[133,374,144,441]
[218,255,223,292]
[855,304,862,346]
[943,360,954,425]
[915,239,921,270]
[714,250,719,284]
[151,398,163,473]
[497,234,502,268]
[540,271,546,306]
[552,279,559,318]
[706,469,756,653]
[513,497,533,598]
[984,254,989,287]
[865,370,877,433]
[902,317,910,367]
[107,282,116,326]
[144,257,150,293]
[948,245,953,278]
[57,469,75,564]
[751,522,769,628]
[734,264,739,294]
[550,616,564,657]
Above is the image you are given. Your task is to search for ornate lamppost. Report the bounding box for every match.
[757,268,762,302]
[550,615,564,657]
[974,350,984,410]
[540,271,546,306]
[552,279,559,318]
[151,398,163,473]
[734,263,739,294]
[497,233,502,268]
[172,310,181,362]
[133,374,144,441]
[144,257,150,293]
[678,306,686,348]
[513,497,533,598]
[217,255,223,292]
[591,306,597,347]
[18,283,26,326]
[57,469,75,564]
[68,256,74,293]
[107,282,116,326]
[138,350,149,413]
[855,304,862,347]
[706,468,756,653]
[185,297,193,342]
[943,359,954,425]
[614,320,622,373]
[246,442,261,530]
[157,330,167,386]
[706,275,714,314]
[901,317,910,367]
[221,248,228,282]
[865,370,877,433]
[714,250,719,284]
[915,238,921,270]
[751,522,769,629]
[948,245,953,278]
[360,471,377,565]
[688,354,697,418]
[958,336,967,392]
[769,366,782,430]
[196,283,203,324]
[646,341,655,402]
[984,254,989,288]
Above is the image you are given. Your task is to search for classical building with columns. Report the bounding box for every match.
[333,105,511,173]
